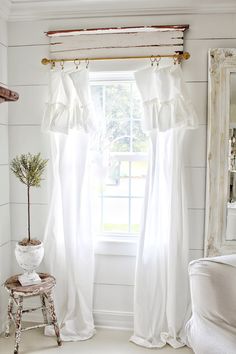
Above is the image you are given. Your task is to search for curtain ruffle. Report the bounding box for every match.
[42,102,95,134]
[135,64,198,133]
[42,68,96,134]
[142,94,198,132]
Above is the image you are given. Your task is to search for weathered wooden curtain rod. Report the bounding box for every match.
[41,52,190,66]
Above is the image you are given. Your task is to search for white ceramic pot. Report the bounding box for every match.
[15,242,44,286]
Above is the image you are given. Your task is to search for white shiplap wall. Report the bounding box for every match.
[0,17,11,333]
[7,13,236,328]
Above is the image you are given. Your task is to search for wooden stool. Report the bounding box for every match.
[4,273,62,354]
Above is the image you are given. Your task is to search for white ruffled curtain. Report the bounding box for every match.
[130,64,198,348]
[42,68,96,341]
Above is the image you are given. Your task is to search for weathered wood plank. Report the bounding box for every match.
[46,25,189,37]
[4,273,55,296]
[51,46,184,61]
[49,26,185,60]
[0,86,19,103]
[50,31,183,53]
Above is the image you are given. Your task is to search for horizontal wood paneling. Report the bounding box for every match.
[8,45,49,86]
[8,85,48,125]
[0,204,11,246]
[184,38,236,82]
[0,100,8,124]
[189,249,204,261]
[95,255,136,286]
[7,14,236,46]
[10,203,48,241]
[0,124,8,164]
[94,283,134,312]
[9,125,49,158]
[0,18,7,47]
[184,125,206,168]
[186,167,206,209]
[0,43,7,85]
[0,166,9,205]
[9,125,49,204]
[0,242,11,332]
[10,38,236,85]
[188,209,205,250]
[187,82,207,125]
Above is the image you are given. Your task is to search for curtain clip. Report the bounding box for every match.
[173,55,179,65]
[86,59,89,69]
[60,60,65,70]
[74,59,80,70]
[51,61,55,70]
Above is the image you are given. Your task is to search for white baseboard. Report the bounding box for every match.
[93,310,133,330]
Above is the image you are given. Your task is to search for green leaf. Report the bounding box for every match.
[10,153,48,188]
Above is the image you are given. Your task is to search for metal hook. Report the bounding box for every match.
[60,60,64,70]
[74,59,80,70]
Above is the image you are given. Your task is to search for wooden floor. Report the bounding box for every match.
[0,325,194,354]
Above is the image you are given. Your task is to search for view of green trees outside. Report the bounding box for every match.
[91,81,148,235]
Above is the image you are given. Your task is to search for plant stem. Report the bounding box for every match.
[27,185,31,242]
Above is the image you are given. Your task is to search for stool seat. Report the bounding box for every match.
[4,273,56,296]
[4,273,61,354]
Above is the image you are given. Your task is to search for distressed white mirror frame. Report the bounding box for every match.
[205,48,236,257]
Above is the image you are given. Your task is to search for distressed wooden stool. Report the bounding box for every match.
[4,273,62,354]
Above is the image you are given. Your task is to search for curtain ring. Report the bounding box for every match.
[150,56,156,67]
[60,60,64,70]
[74,59,80,70]
[86,59,89,69]
[155,56,161,67]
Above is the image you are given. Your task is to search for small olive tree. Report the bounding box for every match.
[10,153,48,244]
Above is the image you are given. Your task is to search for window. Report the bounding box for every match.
[90,74,148,237]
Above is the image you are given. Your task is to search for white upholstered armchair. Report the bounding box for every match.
[186,255,236,354]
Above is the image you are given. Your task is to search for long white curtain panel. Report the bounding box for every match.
[130,64,198,348]
[42,67,96,341]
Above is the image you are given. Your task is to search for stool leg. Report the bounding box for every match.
[46,291,62,346]
[5,294,14,337]
[14,296,23,354]
[40,294,48,324]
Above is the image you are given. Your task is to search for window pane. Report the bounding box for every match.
[130,198,143,233]
[90,79,147,236]
[132,120,149,152]
[132,83,142,120]
[91,85,103,107]
[106,120,131,152]
[105,84,131,120]
[131,161,147,197]
[110,137,130,152]
[103,161,129,196]
[103,198,129,233]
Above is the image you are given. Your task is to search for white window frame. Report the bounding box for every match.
[90,72,148,252]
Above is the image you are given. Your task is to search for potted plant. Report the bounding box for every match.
[10,153,48,286]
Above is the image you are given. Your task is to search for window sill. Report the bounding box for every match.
[95,235,138,256]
